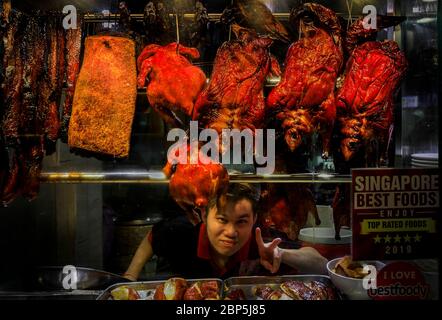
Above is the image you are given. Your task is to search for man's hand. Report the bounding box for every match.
[255,227,283,273]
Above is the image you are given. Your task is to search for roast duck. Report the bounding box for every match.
[335,17,408,166]
[68,35,137,158]
[331,17,407,240]
[1,7,80,205]
[259,183,320,241]
[193,24,280,152]
[267,3,344,159]
[137,42,207,128]
[163,144,229,225]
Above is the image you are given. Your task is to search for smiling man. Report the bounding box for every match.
[124,183,327,280]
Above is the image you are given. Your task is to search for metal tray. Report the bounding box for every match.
[223,275,340,300]
[96,278,223,300]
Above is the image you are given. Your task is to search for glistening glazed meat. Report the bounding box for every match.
[259,184,320,241]
[137,42,206,128]
[61,14,82,142]
[266,3,343,158]
[335,41,407,165]
[193,25,280,143]
[163,144,229,225]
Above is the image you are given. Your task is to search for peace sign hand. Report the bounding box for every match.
[255,227,283,274]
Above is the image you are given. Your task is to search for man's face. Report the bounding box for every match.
[205,198,256,258]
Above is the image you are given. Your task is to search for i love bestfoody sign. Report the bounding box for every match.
[351,168,439,260]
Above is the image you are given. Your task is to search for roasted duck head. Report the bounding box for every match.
[163,144,229,225]
[137,42,207,128]
[335,40,407,165]
[220,0,291,43]
[267,3,343,159]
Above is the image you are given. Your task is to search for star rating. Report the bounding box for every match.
[414,234,422,242]
[373,235,382,244]
[394,234,401,243]
[404,234,411,243]
[384,234,391,243]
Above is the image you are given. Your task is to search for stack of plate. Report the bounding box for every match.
[411,153,438,168]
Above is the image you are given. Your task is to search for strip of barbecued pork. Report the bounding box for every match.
[61,14,82,142]
[1,12,24,205]
[43,17,64,154]
[19,16,46,201]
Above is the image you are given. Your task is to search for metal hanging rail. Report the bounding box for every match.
[82,12,363,22]
[40,171,352,184]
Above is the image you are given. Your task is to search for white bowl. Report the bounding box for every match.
[327,257,385,300]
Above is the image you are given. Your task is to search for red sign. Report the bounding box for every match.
[351,168,439,260]
[368,262,430,300]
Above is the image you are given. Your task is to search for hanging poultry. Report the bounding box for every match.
[60,14,82,142]
[163,143,229,225]
[259,183,321,241]
[266,3,344,159]
[331,17,407,239]
[137,42,207,128]
[334,18,408,166]
[193,24,280,150]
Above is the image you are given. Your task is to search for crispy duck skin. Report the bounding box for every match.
[137,42,206,128]
[267,3,343,158]
[163,144,229,225]
[335,41,407,165]
[193,25,279,141]
[61,15,82,142]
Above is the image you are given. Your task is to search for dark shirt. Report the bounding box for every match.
[150,216,299,279]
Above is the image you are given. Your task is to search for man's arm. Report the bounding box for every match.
[123,231,154,281]
[255,227,328,275]
[280,247,328,275]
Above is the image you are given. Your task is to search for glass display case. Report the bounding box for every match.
[0,0,439,300]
